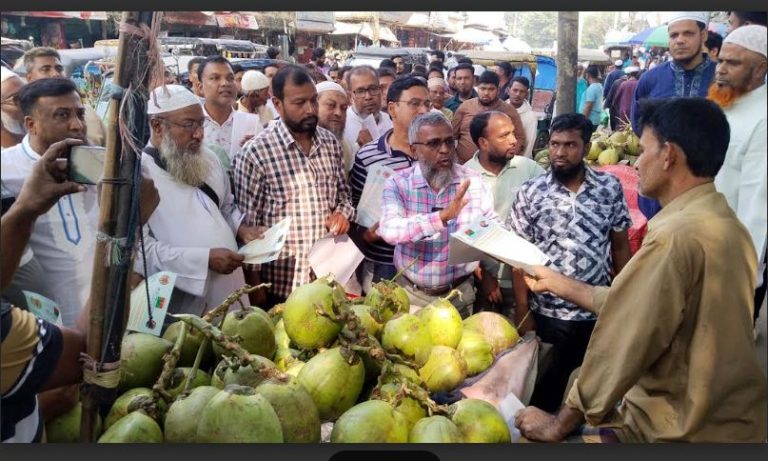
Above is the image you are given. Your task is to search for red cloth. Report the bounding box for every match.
[596,165,647,255]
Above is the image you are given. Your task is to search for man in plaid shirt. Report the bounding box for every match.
[379,112,498,318]
[232,65,355,305]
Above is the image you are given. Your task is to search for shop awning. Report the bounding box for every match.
[452,27,498,45]
[295,12,335,33]
[215,13,259,30]
[5,11,108,21]
[332,22,399,43]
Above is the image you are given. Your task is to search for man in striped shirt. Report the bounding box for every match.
[232,65,355,305]
[349,77,432,293]
[379,112,498,318]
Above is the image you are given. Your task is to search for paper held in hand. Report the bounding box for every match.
[238,217,292,265]
[308,232,365,286]
[448,217,549,276]
[355,164,396,228]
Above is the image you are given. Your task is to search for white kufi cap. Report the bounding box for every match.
[614,59,623,66]
[666,12,710,28]
[147,84,201,115]
[1,66,20,83]
[315,80,346,96]
[427,77,446,89]
[241,70,269,92]
[723,25,767,58]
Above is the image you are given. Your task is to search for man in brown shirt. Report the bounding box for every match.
[515,97,767,442]
[452,70,526,164]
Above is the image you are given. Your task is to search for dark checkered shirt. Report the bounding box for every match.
[231,120,355,299]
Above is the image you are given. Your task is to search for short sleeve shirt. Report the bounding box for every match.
[580,82,604,126]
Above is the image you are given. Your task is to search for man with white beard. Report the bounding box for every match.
[315,81,354,173]
[134,85,263,315]
[1,67,26,149]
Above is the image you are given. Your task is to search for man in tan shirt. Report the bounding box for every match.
[515,97,767,443]
[452,70,526,164]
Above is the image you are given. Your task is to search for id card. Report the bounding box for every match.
[127,271,177,336]
[23,291,63,326]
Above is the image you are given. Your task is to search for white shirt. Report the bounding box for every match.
[135,145,247,315]
[202,105,261,171]
[515,99,539,159]
[266,98,279,119]
[1,136,99,326]
[714,84,767,280]
[343,107,393,158]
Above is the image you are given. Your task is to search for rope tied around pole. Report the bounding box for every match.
[96,231,130,267]
[79,352,121,405]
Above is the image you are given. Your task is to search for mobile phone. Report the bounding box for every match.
[68,145,106,185]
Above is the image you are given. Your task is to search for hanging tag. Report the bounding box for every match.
[127,271,177,336]
[22,291,63,326]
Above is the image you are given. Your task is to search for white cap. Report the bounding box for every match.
[614,59,623,66]
[146,84,201,115]
[625,66,641,73]
[666,12,710,28]
[473,64,485,77]
[315,80,346,96]
[241,70,269,92]
[723,25,767,58]
[427,77,446,89]
[1,66,20,83]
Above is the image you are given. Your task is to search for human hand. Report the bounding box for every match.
[515,406,565,442]
[362,222,381,244]
[357,128,373,146]
[478,270,502,304]
[208,248,244,274]
[438,179,470,224]
[15,138,87,217]
[325,212,350,236]
[237,224,267,244]
[522,265,564,295]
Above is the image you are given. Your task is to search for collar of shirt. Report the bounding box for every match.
[649,182,716,229]
[515,99,532,114]
[273,118,324,157]
[466,151,519,178]
[202,103,235,128]
[20,135,40,160]
[545,164,600,196]
[448,90,478,103]
[377,128,411,159]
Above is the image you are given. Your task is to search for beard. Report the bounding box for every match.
[320,120,344,139]
[284,115,318,135]
[707,83,745,109]
[1,110,26,136]
[159,134,211,187]
[551,159,586,184]
[419,153,456,191]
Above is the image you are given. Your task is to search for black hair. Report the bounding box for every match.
[231,64,244,74]
[637,98,730,178]
[478,70,500,87]
[511,76,530,89]
[705,31,723,53]
[392,55,405,62]
[428,62,444,72]
[428,68,444,80]
[312,48,326,60]
[457,57,473,66]
[386,76,428,103]
[729,11,767,26]
[469,110,510,146]
[379,59,397,70]
[549,112,594,145]
[412,64,427,75]
[378,67,397,80]
[18,77,79,116]
[187,56,205,73]
[272,64,315,101]
[266,46,280,59]
[454,63,474,77]
[430,50,445,61]
[585,65,600,80]
[197,55,233,82]
[447,67,457,78]
[494,61,514,78]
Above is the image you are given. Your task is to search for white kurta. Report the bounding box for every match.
[515,99,539,159]
[343,107,393,158]
[134,146,247,315]
[1,136,98,327]
[714,84,767,282]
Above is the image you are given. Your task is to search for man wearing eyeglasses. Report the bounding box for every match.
[343,66,393,159]
[349,77,432,294]
[134,84,261,315]
[452,71,527,164]
[379,112,498,318]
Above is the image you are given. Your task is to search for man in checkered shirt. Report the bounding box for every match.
[232,65,355,305]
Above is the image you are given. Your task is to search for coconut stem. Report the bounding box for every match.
[390,256,419,283]
[183,336,209,395]
[152,321,188,404]
[444,289,462,303]
[202,283,272,323]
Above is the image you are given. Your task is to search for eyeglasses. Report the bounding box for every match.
[158,118,205,132]
[396,99,433,110]
[413,137,457,150]
[352,85,382,97]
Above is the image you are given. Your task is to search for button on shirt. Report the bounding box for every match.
[232,120,355,299]
[379,163,497,289]
[507,167,631,321]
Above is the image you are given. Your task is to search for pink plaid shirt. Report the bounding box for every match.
[379,163,498,288]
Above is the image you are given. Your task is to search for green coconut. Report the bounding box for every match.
[381,313,433,366]
[105,388,157,430]
[97,411,163,443]
[462,312,519,356]
[597,148,619,166]
[608,131,628,145]
[282,280,345,350]
[457,330,494,376]
[376,383,427,431]
[330,400,410,443]
[166,367,211,399]
[625,132,640,156]
[383,363,424,387]
[163,386,220,443]
[46,402,103,443]
[213,307,276,360]
[284,361,305,378]
[297,347,365,421]
[534,149,550,162]
[409,415,464,443]
[587,141,602,161]
[254,378,321,443]
[365,280,410,322]
[162,319,213,368]
[418,345,467,393]
[349,304,384,338]
[221,356,278,388]
[195,385,283,443]
[118,333,174,390]
[416,297,463,348]
[450,399,511,443]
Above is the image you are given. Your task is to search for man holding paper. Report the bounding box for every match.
[135,85,262,315]
[379,112,497,318]
[507,113,632,413]
[349,77,431,294]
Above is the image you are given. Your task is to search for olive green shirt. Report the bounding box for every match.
[566,183,768,442]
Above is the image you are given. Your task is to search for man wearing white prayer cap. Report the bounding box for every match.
[630,11,716,221]
[237,70,273,125]
[316,80,353,172]
[427,77,453,121]
[1,67,26,148]
[711,25,768,334]
[134,84,262,315]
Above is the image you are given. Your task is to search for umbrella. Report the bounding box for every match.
[643,25,671,47]
[628,25,663,45]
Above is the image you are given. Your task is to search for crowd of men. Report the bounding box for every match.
[1,10,766,444]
